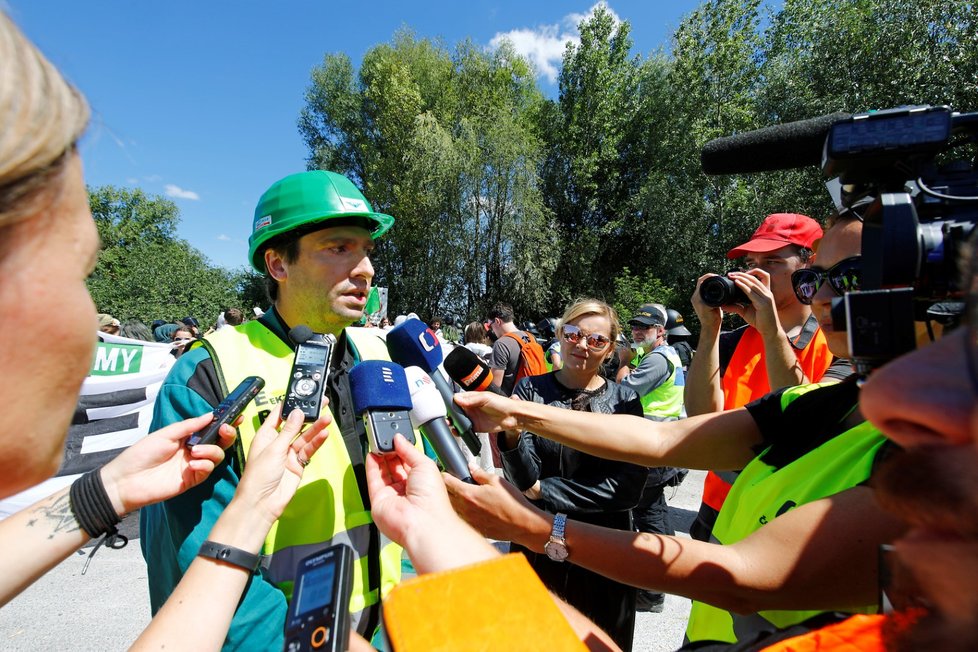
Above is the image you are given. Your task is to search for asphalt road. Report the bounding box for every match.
[0,471,706,651]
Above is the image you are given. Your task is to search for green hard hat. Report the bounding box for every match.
[248,170,395,273]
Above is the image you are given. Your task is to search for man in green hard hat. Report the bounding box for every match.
[141,171,413,650]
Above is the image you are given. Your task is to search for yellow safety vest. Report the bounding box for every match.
[685,383,886,644]
[630,345,685,418]
[199,321,416,632]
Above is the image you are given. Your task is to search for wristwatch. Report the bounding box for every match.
[544,512,569,562]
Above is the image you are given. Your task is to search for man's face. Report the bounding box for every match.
[744,245,808,310]
[862,328,978,650]
[630,323,662,348]
[269,225,375,335]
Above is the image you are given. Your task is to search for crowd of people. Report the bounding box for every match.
[2,9,977,652]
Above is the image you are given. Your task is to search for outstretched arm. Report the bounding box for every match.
[446,471,905,614]
[131,407,330,651]
[455,391,762,472]
[0,413,232,608]
[366,436,620,651]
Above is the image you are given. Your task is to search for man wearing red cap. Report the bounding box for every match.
[685,213,842,541]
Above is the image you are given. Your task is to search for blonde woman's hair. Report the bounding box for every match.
[556,298,621,346]
[0,12,89,228]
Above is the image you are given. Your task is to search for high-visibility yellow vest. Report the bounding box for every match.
[199,321,417,632]
[685,382,887,644]
[631,345,685,418]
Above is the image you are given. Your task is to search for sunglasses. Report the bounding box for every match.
[791,256,861,305]
[561,324,612,351]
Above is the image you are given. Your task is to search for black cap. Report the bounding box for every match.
[628,304,666,327]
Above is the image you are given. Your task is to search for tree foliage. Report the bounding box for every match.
[290,0,976,327]
[299,32,554,322]
[87,186,240,325]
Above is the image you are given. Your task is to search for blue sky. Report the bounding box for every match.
[9,1,706,270]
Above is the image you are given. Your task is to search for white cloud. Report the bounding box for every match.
[216,234,231,241]
[489,2,621,83]
[126,177,139,185]
[164,184,200,201]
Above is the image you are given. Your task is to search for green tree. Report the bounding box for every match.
[299,32,553,321]
[87,186,239,325]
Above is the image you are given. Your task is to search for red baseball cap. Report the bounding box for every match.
[726,213,823,259]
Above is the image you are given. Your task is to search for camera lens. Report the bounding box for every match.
[700,275,747,308]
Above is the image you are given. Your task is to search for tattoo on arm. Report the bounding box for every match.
[28,492,81,539]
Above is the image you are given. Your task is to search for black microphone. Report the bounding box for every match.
[386,319,482,456]
[444,346,506,396]
[700,112,850,175]
[404,366,475,483]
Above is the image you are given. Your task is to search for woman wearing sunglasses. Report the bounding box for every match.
[495,298,646,650]
[449,210,925,647]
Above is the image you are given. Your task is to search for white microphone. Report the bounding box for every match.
[404,366,475,483]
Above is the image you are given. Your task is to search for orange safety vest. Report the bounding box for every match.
[701,322,833,512]
[760,614,887,651]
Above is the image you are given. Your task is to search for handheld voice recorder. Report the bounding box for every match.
[186,375,265,447]
[284,327,336,422]
[283,543,354,652]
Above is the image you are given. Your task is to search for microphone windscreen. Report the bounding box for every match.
[700,112,850,175]
[289,325,314,345]
[444,346,494,391]
[386,318,443,373]
[403,366,448,426]
[349,361,412,415]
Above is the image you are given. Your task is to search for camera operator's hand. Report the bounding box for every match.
[692,273,724,336]
[100,412,236,518]
[725,269,781,337]
[231,405,331,531]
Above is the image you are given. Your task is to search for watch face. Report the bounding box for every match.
[544,540,569,562]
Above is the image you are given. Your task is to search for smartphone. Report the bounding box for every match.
[186,375,265,447]
[283,544,354,652]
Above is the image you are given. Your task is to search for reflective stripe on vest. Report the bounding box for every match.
[704,324,834,512]
[685,382,887,644]
[202,322,415,631]
[635,345,685,418]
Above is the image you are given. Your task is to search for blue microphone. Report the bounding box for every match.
[386,319,481,455]
[349,361,416,454]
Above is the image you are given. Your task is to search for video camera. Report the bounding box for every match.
[702,104,978,375]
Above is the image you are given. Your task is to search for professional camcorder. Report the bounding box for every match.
[702,104,978,375]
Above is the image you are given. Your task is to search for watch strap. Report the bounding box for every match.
[551,512,567,541]
[198,540,261,573]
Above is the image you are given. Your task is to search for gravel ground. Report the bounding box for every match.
[0,471,706,651]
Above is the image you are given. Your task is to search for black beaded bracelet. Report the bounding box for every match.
[198,540,262,573]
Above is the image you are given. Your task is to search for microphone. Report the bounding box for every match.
[386,318,482,456]
[349,361,416,454]
[444,346,506,396]
[700,112,850,175]
[403,366,475,483]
